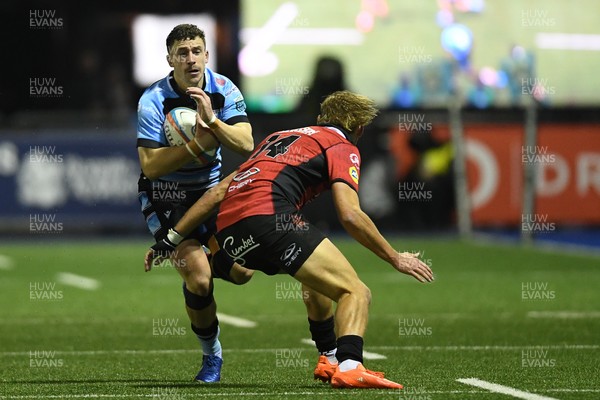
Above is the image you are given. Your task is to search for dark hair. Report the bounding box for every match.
[166,24,206,52]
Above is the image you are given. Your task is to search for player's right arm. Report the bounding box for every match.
[138,147,194,180]
[137,97,213,180]
[331,182,434,283]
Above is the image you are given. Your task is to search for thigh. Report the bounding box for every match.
[172,239,212,281]
[293,238,364,303]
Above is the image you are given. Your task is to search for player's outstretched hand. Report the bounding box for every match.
[393,252,434,283]
[144,238,177,272]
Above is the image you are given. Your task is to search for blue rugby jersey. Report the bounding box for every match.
[137,67,249,190]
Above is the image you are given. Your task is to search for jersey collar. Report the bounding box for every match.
[318,124,354,143]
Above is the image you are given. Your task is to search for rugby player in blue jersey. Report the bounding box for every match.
[136,24,253,382]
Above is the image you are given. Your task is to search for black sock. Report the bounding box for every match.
[191,317,219,340]
[308,317,337,354]
[336,335,363,364]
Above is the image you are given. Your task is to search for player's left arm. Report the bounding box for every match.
[326,143,433,283]
[187,87,253,157]
[332,182,433,283]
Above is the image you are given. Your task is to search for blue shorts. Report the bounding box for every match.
[137,174,216,245]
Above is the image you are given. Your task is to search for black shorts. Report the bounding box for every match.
[137,174,216,245]
[214,214,326,276]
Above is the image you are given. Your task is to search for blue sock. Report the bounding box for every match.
[192,321,222,359]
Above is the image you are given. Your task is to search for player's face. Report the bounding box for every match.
[168,37,208,90]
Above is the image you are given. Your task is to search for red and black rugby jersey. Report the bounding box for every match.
[216,125,361,231]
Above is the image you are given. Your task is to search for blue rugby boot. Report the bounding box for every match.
[195,354,222,383]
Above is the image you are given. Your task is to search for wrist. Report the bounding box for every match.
[186,140,201,158]
[207,113,217,126]
[193,136,206,152]
[166,228,184,246]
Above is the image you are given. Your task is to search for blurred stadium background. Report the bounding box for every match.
[1,1,600,398]
[2,0,599,245]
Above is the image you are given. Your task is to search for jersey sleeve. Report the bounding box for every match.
[219,79,249,125]
[325,143,361,192]
[137,96,166,148]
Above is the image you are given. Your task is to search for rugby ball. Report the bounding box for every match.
[163,107,219,165]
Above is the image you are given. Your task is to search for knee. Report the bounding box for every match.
[327,280,371,307]
[185,273,212,296]
[350,281,371,306]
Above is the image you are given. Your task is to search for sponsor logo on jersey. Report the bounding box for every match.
[349,166,359,184]
[228,179,253,192]
[233,95,246,112]
[233,167,260,181]
[280,243,303,267]
[235,100,246,112]
[349,153,360,166]
[222,235,260,266]
[215,77,226,86]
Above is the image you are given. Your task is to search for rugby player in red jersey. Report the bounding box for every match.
[146,91,433,389]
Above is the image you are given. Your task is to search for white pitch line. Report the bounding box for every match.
[368,344,600,351]
[457,378,558,400]
[3,344,598,358]
[0,254,14,270]
[6,389,600,399]
[362,350,387,360]
[216,313,257,328]
[527,311,600,319]
[56,272,100,291]
[0,390,484,399]
[300,338,387,360]
[0,392,417,399]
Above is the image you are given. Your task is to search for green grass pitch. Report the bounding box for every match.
[0,237,598,399]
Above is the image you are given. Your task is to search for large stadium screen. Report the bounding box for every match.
[132,14,217,87]
[239,0,600,112]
